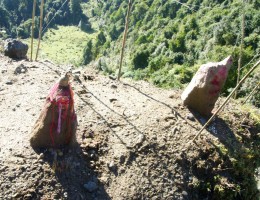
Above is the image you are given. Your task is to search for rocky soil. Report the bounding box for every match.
[0,54,259,200]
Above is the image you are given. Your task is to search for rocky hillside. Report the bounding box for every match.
[0,53,259,199]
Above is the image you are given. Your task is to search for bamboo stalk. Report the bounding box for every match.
[243,82,260,104]
[35,0,44,61]
[117,0,132,81]
[30,0,37,61]
[191,59,260,143]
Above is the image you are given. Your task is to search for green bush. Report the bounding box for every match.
[239,73,260,107]
[82,39,93,65]
[132,50,150,70]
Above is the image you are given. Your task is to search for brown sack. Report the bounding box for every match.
[181,56,233,116]
[30,74,77,148]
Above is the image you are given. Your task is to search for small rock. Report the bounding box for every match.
[136,134,145,145]
[186,113,195,121]
[151,196,158,200]
[5,81,13,85]
[84,181,98,192]
[63,192,68,198]
[58,151,63,157]
[72,69,81,74]
[38,153,44,159]
[111,84,117,89]
[169,94,176,99]
[109,98,117,102]
[12,193,20,198]
[108,161,115,170]
[109,75,116,80]
[14,64,27,74]
[1,69,7,73]
[172,126,179,134]
[182,191,188,196]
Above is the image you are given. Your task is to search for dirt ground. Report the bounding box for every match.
[0,54,259,200]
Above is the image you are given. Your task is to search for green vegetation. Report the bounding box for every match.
[0,0,259,105]
[0,0,90,38]
[79,0,259,105]
[23,26,96,65]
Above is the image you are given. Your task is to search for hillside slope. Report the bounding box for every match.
[1,0,259,104]
[81,0,260,91]
[0,54,259,199]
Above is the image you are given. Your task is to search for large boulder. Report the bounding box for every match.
[4,39,28,59]
[181,56,233,116]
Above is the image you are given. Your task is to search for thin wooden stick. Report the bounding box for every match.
[30,0,37,61]
[234,1,245,98]
[35,0,44,61]
[191,59,260,143]
[243,82,260,104]
[117,0,132,81]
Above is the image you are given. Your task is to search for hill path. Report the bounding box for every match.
[0,55,259,199]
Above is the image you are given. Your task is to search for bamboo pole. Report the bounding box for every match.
[190,59,260,143]
[30,0,37,61]
[234,1,245,98]
[117,0,132,81]
[35,0,44,61]
[243,82,260,104]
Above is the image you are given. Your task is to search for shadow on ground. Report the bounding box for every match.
[33,143,110,200]
[186,109,260,200]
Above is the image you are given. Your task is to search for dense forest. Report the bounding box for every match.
[0,0,259,105]
[0,0,89,38]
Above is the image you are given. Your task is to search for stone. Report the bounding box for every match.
[109,75,116,80]
[38,153,44,159]
[83,181,98,192]
[136,134,145,145]
[108,161,116,170]
[5,81,13,85]
[111,84,117,89]
[181,56,232,116]
[72,69,81,74]
[182,191,188,196]
[4,39,28,59]
[186,113,195,121]
[14,64,27,74]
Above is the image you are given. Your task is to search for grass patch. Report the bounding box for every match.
[23,26,96,65]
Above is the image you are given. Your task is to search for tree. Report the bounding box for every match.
[82,40,93,65]
[0,5,10,28]
[70,0,82,24]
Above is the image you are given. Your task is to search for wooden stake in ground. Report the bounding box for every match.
[243,81,260,104]
[35,0,44,61]
[117,0,132,81]
[30,0,37,61]
[191,59,260,143]
[234,1,245,98]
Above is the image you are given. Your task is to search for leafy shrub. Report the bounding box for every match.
[239,73,260,107]
[132,50,150,70]
[82,39,93,65]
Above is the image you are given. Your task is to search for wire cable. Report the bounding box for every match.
[42,0,69,34]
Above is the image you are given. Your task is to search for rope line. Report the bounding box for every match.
[171,0,231,11]
[42,0,69,34]
[241,53,260,71]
